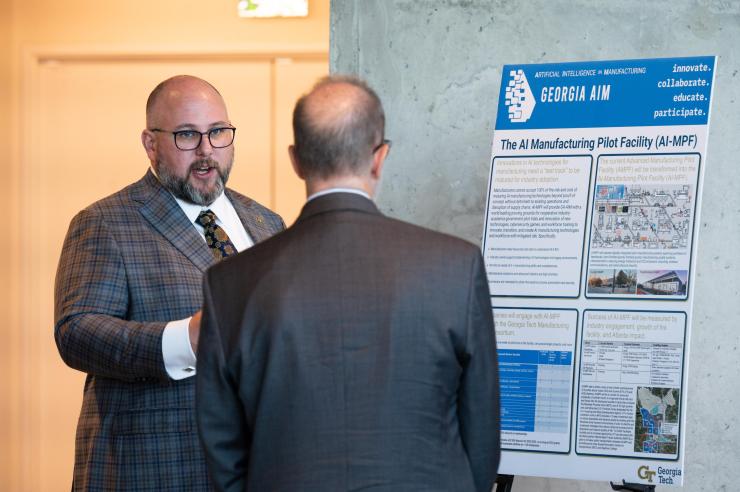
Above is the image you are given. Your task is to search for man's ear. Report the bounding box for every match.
[370,142,388,180]
[141,130,157,161]
[288,145,305,180]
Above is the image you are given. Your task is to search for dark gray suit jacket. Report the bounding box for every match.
[54,170,284,491]
[197,192,500,492]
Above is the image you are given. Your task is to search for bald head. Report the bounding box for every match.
[141,75,234,205]
[146,75,226,129]
[292,75,385,180]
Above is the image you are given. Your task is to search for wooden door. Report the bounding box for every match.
[273,57,329,224]
[21,52,326,491]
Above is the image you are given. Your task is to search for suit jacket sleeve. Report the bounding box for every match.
[54,208,169,382]
[196,271,250,492]
[458,251,500,492]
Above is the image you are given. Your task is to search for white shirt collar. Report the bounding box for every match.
[174,192,231,225]
[150,166,232,223]
[306,187,371,203]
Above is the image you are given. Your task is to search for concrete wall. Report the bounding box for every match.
[330,1,740,491]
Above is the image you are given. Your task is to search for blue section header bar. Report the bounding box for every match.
[495,56,715,130]
[499,349,572,366]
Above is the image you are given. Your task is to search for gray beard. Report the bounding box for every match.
[156,158,231,206]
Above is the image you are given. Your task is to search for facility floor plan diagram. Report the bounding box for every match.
[591,184,693,250]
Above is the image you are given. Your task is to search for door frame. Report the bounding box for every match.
[14,44,328,491]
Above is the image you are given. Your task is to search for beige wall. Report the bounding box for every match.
[1,0,20,488]
[12,0,329,46]
[4,1,328,489]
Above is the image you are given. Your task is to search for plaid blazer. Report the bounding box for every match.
[54,170,284,491]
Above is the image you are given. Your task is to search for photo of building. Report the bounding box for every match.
[587,269,636,295]
[637,270,688,296]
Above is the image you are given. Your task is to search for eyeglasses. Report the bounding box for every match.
[150,127,236,151]
[373,138,392,155]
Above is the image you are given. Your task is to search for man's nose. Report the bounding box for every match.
[195,134,214,156]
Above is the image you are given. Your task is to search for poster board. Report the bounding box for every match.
[482,56,715,486]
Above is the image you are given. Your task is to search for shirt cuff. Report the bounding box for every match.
[162,317,197,380]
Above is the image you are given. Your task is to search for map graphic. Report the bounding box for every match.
[634,387,679,454]
[591,184,693,250]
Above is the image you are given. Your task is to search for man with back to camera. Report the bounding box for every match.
[54,75,284,491]
[196,75,500,492]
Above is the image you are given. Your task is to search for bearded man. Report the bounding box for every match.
[54,75,284,491]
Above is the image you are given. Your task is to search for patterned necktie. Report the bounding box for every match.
[195,209,237,260]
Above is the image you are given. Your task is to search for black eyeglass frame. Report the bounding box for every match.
[150,127,237,151]
[373,138,392,155]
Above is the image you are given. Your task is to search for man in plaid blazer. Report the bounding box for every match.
[54,75,284,491]
[196,76,500,491]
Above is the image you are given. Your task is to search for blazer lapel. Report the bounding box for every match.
[134,170,215,272]
[227,190,275,244]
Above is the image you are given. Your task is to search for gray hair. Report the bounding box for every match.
[292,75,385,179]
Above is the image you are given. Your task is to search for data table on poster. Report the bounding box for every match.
[579,341,682,386]
[499,349,572,433]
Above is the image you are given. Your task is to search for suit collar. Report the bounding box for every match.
[132,170,214,272]
[131,170,276,269]
[296,191,380,223]
[306,187,370,202]
[225,189,276,244]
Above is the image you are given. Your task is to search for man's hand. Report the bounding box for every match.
[189,310,202,354]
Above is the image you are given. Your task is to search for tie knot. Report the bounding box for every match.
[196,209,218,228]
[195,209,237,260]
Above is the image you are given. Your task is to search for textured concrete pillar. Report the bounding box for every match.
[331,1,740,491]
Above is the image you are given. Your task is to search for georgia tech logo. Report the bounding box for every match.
[504,69,536,123]
[637,465,656,483]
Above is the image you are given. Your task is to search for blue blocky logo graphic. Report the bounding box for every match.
[505,69,536,123]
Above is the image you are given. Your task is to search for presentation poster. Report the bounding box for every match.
[482,56,715,486]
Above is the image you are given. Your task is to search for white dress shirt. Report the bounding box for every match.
[162,191,253,380]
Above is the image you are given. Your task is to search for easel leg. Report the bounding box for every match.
[494,474,515,491]
[610,479,656,492]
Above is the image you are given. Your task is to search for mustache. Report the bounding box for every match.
[190,159,220,171]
